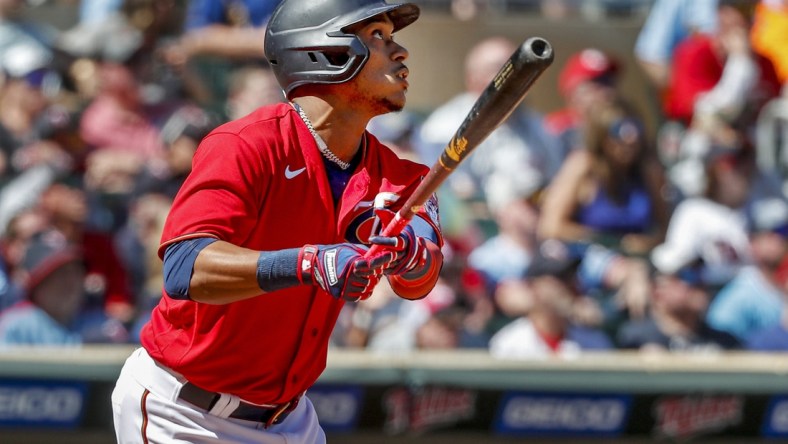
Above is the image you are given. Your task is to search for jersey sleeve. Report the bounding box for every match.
[158,132,268,257]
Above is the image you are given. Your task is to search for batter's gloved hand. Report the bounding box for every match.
[368,222,430,277]
[297,243,392,302]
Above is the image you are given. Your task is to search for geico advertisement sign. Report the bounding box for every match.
[0,381,87,427]
[495,392,631,436]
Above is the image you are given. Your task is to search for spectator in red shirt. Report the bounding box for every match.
[663,0,781,126]
[661,0,781,198]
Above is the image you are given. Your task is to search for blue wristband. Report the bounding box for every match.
[256,248,301,292]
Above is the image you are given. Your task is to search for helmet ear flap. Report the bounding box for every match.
[316,49,350,69]
[277,36,369,98]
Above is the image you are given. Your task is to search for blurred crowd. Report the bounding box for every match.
[1,0,788,359]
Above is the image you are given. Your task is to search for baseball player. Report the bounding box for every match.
[111,1,444,443]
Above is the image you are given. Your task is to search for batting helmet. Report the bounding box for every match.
[264,0,420,99]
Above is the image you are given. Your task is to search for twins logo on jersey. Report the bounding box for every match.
[345,206,378,244]
[345,192,440,244]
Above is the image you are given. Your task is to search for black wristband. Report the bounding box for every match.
[256,248,302,292]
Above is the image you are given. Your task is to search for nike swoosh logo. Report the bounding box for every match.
[285,165,306,179]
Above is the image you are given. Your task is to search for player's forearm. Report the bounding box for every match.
[189,241,269,304]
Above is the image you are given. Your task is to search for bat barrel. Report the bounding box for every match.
[367,37,555,259]
[438,37,554,172]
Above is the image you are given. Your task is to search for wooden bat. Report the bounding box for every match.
[367,36,555,256]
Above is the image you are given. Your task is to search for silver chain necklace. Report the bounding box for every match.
[292,103,351,170]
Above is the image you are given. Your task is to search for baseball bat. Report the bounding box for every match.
[367,36,554,257]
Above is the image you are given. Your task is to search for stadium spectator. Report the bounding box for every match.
[38,181,135,325]
[0,156,71,241]
[0,42,63,181]
[415,304,469,349]
[617,255,741,352]
[658,0,781,192]
[59,0,186,123]
[57,1,142,64]
[651,144,779,288]
[539,100,665,322]
[2,206,50,270]
[77,0,124,25]
[744,263,788,350]
[634,0,719,90]
[746,314,788,351]
[164,0,277,64]
[339,277,458,351]
[0,208,50,311]
[337,245,492,350]
[706,197,788,342]
[131,104,217,200]
[539,99,670,256]
[750,0,788,86]
[76,63,175,226]
[0,0,56,74]
[0,46,76,236]
[467,193,540,291]
[662,0,780,127]
[112,192,172,342]
[438,248,497,347]
[366,110,421,162]
[79,62,166,163]
[0,230,84,345]
[545,47,622,155]
[754,87,788,203]
[489,240,613,359]
[415,36,562,214]
[0,229,128,345]
[0,255,14,312]
[225,63,284,121]
[161,0,279,111]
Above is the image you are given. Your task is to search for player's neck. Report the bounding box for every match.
[292,97,369,164]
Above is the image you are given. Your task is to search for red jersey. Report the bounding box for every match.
[140,103,439,405]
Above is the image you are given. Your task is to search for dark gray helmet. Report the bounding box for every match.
[264,0,420,99]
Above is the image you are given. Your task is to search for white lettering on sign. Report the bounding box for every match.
[502,397,626,431]
[0,387,83,421]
